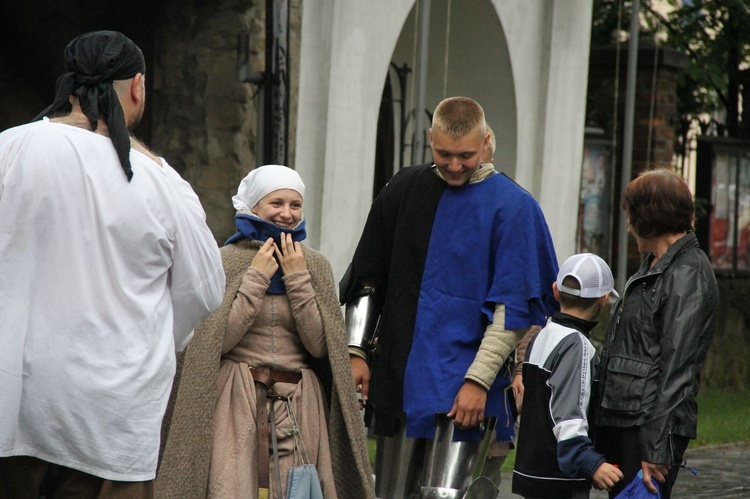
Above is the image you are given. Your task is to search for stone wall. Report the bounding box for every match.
[0,54,44,131]
[152,0,301,244]
[0,0,300,243]
[587,45,687,173]
[152,0,260,242]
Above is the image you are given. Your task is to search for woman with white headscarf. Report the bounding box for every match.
[156,165,374,499]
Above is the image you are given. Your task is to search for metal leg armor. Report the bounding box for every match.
[419,414,497,499]
[374,429,419,499]
[373,415,498,499]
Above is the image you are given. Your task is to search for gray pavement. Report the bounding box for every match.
[495,442,750,498]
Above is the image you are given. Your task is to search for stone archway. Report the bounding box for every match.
[374,0,518,198]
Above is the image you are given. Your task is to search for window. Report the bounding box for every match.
[696,138,750,275]
[577,135,615,262]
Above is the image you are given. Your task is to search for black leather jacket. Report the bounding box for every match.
[594,232,719,464]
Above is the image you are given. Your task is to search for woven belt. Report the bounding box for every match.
[250,367,302,498]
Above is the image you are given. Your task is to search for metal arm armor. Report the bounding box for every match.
[345,285,380,351]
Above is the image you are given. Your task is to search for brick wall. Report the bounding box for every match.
[587,45,687,174]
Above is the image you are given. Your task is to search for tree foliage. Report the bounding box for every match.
[591,0,750,138]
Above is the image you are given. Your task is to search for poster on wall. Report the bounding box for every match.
[577,140,614,261]
[740,158,750,272]
[710,152,750,272]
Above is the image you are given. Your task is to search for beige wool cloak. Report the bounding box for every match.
[156,240,374,498]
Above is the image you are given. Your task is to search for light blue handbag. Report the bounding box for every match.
[284,398,324,499]
[286,464,324,499]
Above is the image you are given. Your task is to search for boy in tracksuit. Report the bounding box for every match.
[512,253,623,498]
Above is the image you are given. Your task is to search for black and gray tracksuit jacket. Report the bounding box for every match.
[512,313,605,498]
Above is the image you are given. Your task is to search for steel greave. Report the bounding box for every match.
[419,414,496,498]
[374,432,418,499]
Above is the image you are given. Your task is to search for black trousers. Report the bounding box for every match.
[0,456,154,499]
[595,425,690,499]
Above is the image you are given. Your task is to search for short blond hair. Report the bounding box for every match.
[431,97,486,138]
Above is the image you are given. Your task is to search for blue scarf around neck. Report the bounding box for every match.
[225,213,307,294]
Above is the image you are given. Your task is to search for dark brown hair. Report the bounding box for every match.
[622,168,694,239]
[558,276,601,312]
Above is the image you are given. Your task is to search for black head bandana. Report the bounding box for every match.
[34,31,146,181]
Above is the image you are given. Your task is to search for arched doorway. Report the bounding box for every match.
[373,0,517,197]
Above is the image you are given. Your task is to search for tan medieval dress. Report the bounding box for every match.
[210,258,334,497]
[156,240,374,499]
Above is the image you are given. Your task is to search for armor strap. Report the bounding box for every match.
[255,380,271,497]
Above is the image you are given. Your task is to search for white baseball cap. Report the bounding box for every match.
[557,253,619,299]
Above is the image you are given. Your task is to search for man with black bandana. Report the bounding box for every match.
[0,31,225,497]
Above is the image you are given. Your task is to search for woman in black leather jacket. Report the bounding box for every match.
[594,168,719,499]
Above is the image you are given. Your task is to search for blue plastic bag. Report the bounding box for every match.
[614,469,661,499]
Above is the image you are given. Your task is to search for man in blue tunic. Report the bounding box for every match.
[340,96,559,498]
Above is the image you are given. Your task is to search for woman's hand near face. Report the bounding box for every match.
[275,232,307,275]
[250,238,279,277]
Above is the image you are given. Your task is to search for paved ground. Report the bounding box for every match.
[495,441,750,498]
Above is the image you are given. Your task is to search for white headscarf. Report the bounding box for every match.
[232,165,306,213]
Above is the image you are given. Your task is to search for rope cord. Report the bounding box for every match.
[408,1,420,163]
[646,44,659,167]
[285,398,312,466]
[612,0,624,163]
[442,0,452,98]
[409,1,419,125]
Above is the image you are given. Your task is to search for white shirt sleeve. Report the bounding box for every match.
[161,159,225,351]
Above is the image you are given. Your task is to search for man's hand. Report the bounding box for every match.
[641,461,669,494]
[446,380,487,429]
[511,374,524,414]
[592,462,623,491]
[350,355,370,409]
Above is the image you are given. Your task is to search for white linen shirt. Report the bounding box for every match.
[0,120,225,481]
